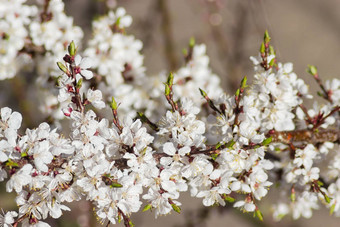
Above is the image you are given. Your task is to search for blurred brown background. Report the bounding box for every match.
[2,0,340,226]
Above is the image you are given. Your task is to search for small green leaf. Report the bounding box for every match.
[223,194,235,203]
[110,96,118,110]
[255,209,263,221]
[269,45,275,55]
[240,76,247,89]
[235,88,240,97]
[68,41,76,56]
[57,62,68,73]
[262,137,272,146]
[171,203,181,214]
[167,72,174,86]
[290,191,295,202]
[199,88,207,98]
[215,142,224,149]
[118,213,122,223]
[76,78,83,89]
[317,91,323,97]
[116,17,121,26]
[5,159,18,167]
[264,30,271,43]
[226,140,235,148]
[277,213,286,220]
[182,48,188,56]
[110,182,123,188]
[211,153,219,160]
[20,152,28,158]
[189,37,195,48]
[330,203,336,215]
[165,84,171,96]
[260,42,265,54]
[324,194,331,204]
[128,221,134,227]
[317,180,324,187]
[142,204,152,212]
[269,57,275,67]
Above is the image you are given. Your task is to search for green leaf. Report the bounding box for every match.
[211,153,219,160]
[110,182,123,188]
[262,137,272,146]
[240,76,247,89]
[167,72,174,86]
[128,221,134,227]
[264,30,271,43]
[255,209,263,221]
[57,62,68,73]
[76,78,83,89]
[142,204,152,212]
[290,191,295,202]
[260,42,265,54]
[330,203,336,215]
[215,142,224,149]
[116,17,121,26]
[199,88,207,98]
[110,97,118,110]
[223,194,235,203]
[5,159,18,167]
[68,41,76,56]
[226,140,235,148]
[269,57,276,67]
[182,48,188,56]
[317,180,324,187]
[189,37,195,48]
[324,194,331,204]
[165,84,171,96]
[269,45,275,55]
[171,203,181,214]
[235,88,240,97]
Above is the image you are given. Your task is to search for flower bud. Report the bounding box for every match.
[264,30,271,44]
[307,65,318,76]
[68,41,76,57]
[240,76,247,89]
[57,62,68,74]
[110,96,118,110]
[189,37,195,48]
[165,84,171,96]
[167,72,174,86]
[199,88,207,98]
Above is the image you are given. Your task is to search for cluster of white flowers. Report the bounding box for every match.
[0,0,37,79]
[0,1,340,227]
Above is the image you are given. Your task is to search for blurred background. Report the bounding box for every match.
[2,0,340,226]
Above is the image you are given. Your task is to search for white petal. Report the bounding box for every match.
[80,57,92,69]
[81,70,93,80]
[8,112,22,130]
[163,142,175,155]
[74,55,81,65]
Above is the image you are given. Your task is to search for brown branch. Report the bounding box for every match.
[269,129,339,144]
